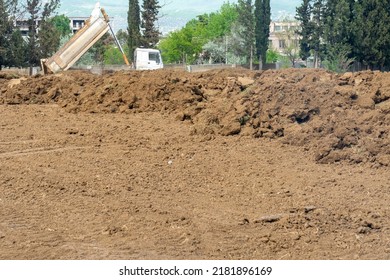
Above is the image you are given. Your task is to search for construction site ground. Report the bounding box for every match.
[0,68,389,260]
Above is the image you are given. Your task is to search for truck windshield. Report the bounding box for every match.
[148,52,160,64]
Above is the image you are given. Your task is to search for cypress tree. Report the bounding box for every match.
[310,0,325,68]
[295,0,390,70]
[321,0,355,71]
[128,0,141,62]
[322,0,337,45]
[0,0,18,69]
[355,0,390,69]
[0,0,9,69]
[141,0,161,48]
[26,0,40,70]
[295,0,312,61]
[7,30,27,67]
[295,0,325,68]
[237,0,255,69]
[254,0,271,70]
[38,0,61,59]
[26,0,59,71]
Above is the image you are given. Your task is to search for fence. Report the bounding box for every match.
[69,64,132,74]
[5,62,386,76]
[0,67,40,75]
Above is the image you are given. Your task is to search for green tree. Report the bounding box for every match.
[51,14,72,38]
[128,0,141,62]
[26,0,40,69]
[204,3,238,39]
[237,0,255,69]
[159,3,238,64]
[40,0,61,58]
[161,19,201,64]
[159,30,187,63]
[0,0,19,69]
[295,0,325,68]
[38,20,60,58]
[6,30,27,67]
[310,0,325,68]
[295,0,312,61]
[295,0,390,70]
[104,45,125,65]
[202,40,225,63]
[255,0,271,69]
[116,29,128,46]
[0,0,11,69]
[322,0,355,72]
[95,33,114,65]
[354,0,390,69]
[266,48,278,63]
[323,47,354,73]
[26,0,60,71]
[141,0,161,47]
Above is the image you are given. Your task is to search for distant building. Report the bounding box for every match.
[269,21,300,54]
[15,17,101,37]
[69,17,89,34]
[15,19,40,37]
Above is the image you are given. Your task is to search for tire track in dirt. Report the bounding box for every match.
[0,144,127,158]
[0,200,65,259]
[0,146,93,158]
[0,140,38,145]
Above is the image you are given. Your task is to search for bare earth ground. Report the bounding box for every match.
[0,69,390,260]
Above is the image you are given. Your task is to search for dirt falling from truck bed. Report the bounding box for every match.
[2,68,389,166]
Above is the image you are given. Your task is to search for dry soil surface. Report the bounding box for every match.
[0,69,389,260]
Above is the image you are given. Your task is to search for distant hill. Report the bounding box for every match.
[58,0,301,33]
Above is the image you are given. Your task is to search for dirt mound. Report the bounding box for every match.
[238,69,390,166]
[0,72,22,86]
[1,68,389,165]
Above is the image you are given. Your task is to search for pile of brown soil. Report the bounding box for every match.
[1,68,389,165]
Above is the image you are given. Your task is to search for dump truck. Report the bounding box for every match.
[134,48,163,70]
[41,2,163,74]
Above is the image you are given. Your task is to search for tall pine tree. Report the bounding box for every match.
[26,0,40,69]
[310,0,325,68]
[26,0,60,72]
[254,0,270,70]
[0,0,10,69]
[6,29,27,67]
[237,0,255,69]
[295,0,312,61]
[128,0,141,62]
[38,0,61,59]
[141,0,161,47]
[295,0,390,70]
[322,0,355,71]
[354,0,390,69]
[0,0,19,69]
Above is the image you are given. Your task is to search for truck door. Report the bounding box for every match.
[148,51,162,69]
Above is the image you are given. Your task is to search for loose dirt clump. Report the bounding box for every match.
[1,68,390,165]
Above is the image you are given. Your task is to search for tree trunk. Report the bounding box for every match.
[314,51,319,68]
[225,35,228,65]
[259,55,263,70]
[249,45,253,70]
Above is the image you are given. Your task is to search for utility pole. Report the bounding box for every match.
[225,35,228,64]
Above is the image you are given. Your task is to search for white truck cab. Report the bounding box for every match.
[134,48,163,70]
